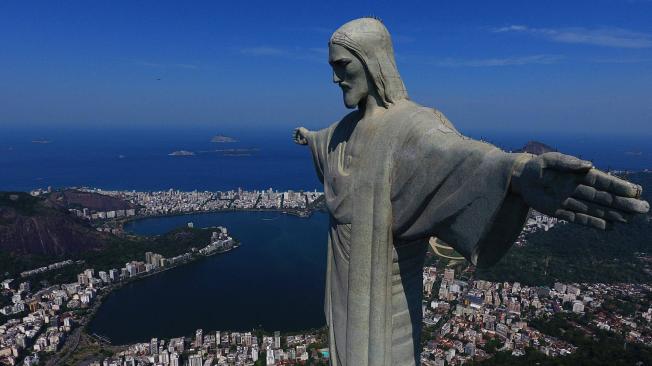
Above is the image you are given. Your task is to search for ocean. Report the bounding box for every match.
[1,127,650,193]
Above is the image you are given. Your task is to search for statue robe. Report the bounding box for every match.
[304,100,530,366]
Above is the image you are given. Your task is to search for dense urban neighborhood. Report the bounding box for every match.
[30,187,325,222]
[420,267,652,365]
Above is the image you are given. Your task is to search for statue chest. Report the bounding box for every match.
[323,120,394,223]
[323,139,356,221]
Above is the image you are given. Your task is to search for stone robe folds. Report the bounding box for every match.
[304,100,530,366]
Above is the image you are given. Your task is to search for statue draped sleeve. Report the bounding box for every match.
[390,108,530,267]
[305,128,332,185]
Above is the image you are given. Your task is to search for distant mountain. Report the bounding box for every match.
[47,189,136,212]
[513,141,556,155]
[0,192,108,256]
[210,135,237,143]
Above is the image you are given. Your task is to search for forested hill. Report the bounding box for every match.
[476,171,652,285]
[0,191,213,283]
[46,189,136,212]
[0,192,108,257]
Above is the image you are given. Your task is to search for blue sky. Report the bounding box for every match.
[1,0,651,136]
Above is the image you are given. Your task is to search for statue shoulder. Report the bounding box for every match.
[401,101,461,136]
[319,110,358,132]
[430,108,457,131]
[308,110,358,145]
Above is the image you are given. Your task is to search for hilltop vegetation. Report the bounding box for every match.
[46,189,136,211]
[1,227,214,286]
[475,215,652,285]
[0,192,108,258]
[0,190,214,283]
[475,313,652,366]
[0,192,41,217]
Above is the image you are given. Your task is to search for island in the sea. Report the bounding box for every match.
[168,150,195,157]
[210,134,237,143]
[626,150,643,156]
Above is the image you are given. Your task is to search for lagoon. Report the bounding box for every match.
[88,211,329,344]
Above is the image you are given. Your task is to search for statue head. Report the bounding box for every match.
[329,17,408,109]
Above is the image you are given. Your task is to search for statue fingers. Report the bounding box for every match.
[573,185,613,206]
[612,196,650,214]
[554,208,575,222]
[580,191,648,213]
[543,152,592,173]
[555,209,609,230]
[575,213,610,230]
[573,184,649,213]
[562,197,630,223]
[583,169,642,198]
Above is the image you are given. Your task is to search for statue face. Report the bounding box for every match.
[329,43,369,109]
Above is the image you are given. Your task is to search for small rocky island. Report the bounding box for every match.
[210,135,237,143]
[168,150,195,157]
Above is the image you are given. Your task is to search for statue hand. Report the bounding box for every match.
[293,127,309,146]
[512,152,649,230]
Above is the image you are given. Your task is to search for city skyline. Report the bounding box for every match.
[1,0,651,136]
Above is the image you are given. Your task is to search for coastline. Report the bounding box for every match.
[60,208,323,349]
[44,232,243,364]
[82,210,329,344]
[112,206,325,233]
[45,208,329,361]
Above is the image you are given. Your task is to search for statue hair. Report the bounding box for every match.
[329,17,408,108]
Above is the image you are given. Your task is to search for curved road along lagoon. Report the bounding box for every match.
[88,211,328,344]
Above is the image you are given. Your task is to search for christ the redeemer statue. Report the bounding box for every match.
[292,17,649,366]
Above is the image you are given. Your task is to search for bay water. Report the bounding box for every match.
[88,211,329,344]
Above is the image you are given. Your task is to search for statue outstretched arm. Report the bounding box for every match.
[511,152,650,230]
[293,126,325,183]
